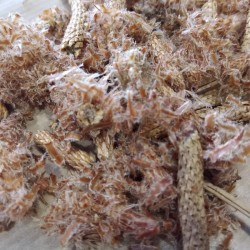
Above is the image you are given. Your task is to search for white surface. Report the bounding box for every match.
[0,0,69,21]
[0,217,61,250]
[230,164,250,250]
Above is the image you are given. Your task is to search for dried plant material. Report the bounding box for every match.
[178,130,208,250]
[205,195,235,237]
[205,130,244,163]
[204,182,250,219]
[0,117,44,230]
[196,101,250,122]
[0,102,8,120]
[61,0,88,57]
[34,130,65,165]
[202,0,217,19]
[109,0,126,9]
[65,147,96,171]
[117,210,161,240]
[76,103,104,127]
[143,176,177,212]
[216,101,250,122]
[95,133,113,160]
[0,13,73,108]
[140,122,167,140]
[217,231,233,250]
[0,0,249,249]
[0,113,27,147]
[34,130,96,172]
[242,8,250,52]
[196,80,220,97]
[28,156,46,175]
[36,7,70,44]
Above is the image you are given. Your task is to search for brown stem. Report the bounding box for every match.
[204,182,250,219]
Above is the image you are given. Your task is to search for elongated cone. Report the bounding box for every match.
[178,130,209,250]
[61,0,87,57]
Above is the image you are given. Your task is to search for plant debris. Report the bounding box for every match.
[0,0,249,249]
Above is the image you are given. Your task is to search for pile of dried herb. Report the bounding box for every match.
[0,0,249,249]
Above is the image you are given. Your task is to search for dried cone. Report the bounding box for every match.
[76,103,104,127]
[65,148,96,171]
[109,0,126,9]
[0,103,8,120]
[242,8,250,52]
[95,133,113,160]
[34,130,54,145]
[61,0,87,57]
[34,131,65,165]
[178,130,208,250]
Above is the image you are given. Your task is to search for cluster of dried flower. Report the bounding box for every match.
[0,0,249,249]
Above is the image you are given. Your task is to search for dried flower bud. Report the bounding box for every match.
[242,9,250,52]
[0,103,8,120]
[95,133,113,160]
[34,131,64,165]
[65,148,96,171]
[34,130,54,145]
[76,103,104,127]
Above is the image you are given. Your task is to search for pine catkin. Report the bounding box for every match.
[61,0,87,57]
[0,103,8,120]
[242,8,250,52]
[109,0,127,9]
[178,130,209,250]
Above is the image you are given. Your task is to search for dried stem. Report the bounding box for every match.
[196,80,219,96]
[178,130,209,250]
[196,102,250,122]
[204,182,250,219]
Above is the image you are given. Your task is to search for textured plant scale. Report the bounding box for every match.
[178,130,208,250]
